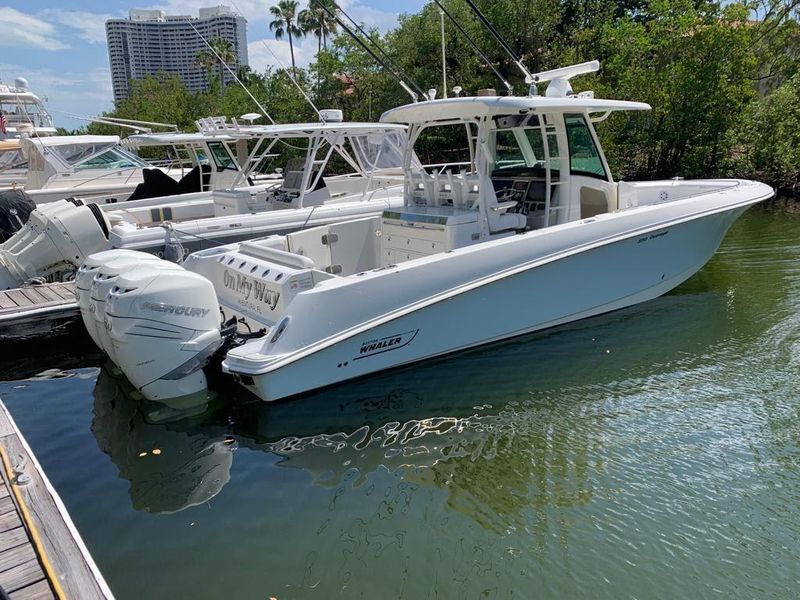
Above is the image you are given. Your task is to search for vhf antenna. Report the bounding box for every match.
[311,0,424,102]
[432,0,513,95]
[461,0,537,89]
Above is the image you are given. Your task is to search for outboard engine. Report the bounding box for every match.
[77,250,162,350]
[91,260,185,363]
[105,261,223,402]
[0,199,111,289]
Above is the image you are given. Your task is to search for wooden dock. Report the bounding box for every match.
[0,401,113,599]
[0,283,79,341]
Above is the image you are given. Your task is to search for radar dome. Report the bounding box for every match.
[14,77,28,90]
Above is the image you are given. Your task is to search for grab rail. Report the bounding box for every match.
[239,241,316,270]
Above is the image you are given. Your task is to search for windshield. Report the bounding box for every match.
[48,141,118,167]
[350,131,415,172]
[0,149,26,171]
[492,125,559,173]
[207,142,237,171]
[74,147,149,171]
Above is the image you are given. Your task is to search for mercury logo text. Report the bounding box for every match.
[141,302,210,317]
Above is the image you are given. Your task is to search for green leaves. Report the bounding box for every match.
[82,0,799,191]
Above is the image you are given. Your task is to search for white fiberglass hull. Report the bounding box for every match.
[223,180,772,401]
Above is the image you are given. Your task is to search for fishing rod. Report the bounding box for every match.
[325,0,426,100]
[49,110,160,133]
[92,116,178,130]
[311,0,423,102]
[461,0,536,85]
[432,0,513,95]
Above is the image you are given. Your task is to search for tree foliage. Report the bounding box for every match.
[84,0,800,190]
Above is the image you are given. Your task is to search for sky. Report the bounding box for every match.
[1,0,427,130]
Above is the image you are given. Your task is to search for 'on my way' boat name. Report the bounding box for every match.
[223,269,280,310]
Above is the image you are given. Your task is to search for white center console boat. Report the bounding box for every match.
[78,61,775,404]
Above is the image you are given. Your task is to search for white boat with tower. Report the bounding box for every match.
[76,60,774,404]
[0,77,56,140]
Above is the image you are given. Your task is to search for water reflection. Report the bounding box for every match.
[51,209,800,597]
[91,364,235,514]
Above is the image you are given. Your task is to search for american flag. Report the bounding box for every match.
[0,111,6,135]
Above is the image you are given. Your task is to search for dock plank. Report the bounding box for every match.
[0,542,35,573]
[16,288,49,306]
[9,579,55,600]
[1,433,112,599]
[50,284,76,301]
[0,411,15,438]
[0,509,22,534]
[25,287,59,303]
[0,497,16,518]
[0,558,46,594]
[4,291,30,309]
[0,528,28,552]
[0,293,16,310]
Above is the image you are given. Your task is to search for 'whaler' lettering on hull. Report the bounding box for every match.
[354,329,419,360]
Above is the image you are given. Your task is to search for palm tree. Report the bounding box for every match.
[195,48,216,83]
[195,38,236,90]
[298,0,339,56]
[208,38,236,85]
[269,0,304,72]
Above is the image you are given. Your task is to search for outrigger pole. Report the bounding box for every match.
[460,0,536,85]
[312,0,425,102]
[432,0,514,95]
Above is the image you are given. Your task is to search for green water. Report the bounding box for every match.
[1,207,800,599]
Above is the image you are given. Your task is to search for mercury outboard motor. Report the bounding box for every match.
[91,260,186,364]
[77,250,162,350]
[0,199,111,289]
[105,260,223,402]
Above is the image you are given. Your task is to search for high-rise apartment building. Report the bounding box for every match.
[106,6,248,102]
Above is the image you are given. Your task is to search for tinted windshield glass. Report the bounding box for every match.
[207,142,237,170]
[493,130,526,171]
[565,114,607,179]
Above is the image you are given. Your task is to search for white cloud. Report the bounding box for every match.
[247,37,317,73]
[40,9,118,45]
[338,0,402,33]
[0,8,68,51]
[148,1,401,36]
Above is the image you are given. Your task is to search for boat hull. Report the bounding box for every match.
[229,201,753,402]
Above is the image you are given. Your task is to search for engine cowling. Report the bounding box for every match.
[105,262,222,402]
[0,199,111,289]
[77,250,162,351]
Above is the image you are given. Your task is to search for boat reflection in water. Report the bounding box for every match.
[91,363,235,514]
[91,285,732,522]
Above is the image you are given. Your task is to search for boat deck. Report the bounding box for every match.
[0,401,113,599]
[0,283,79,341]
